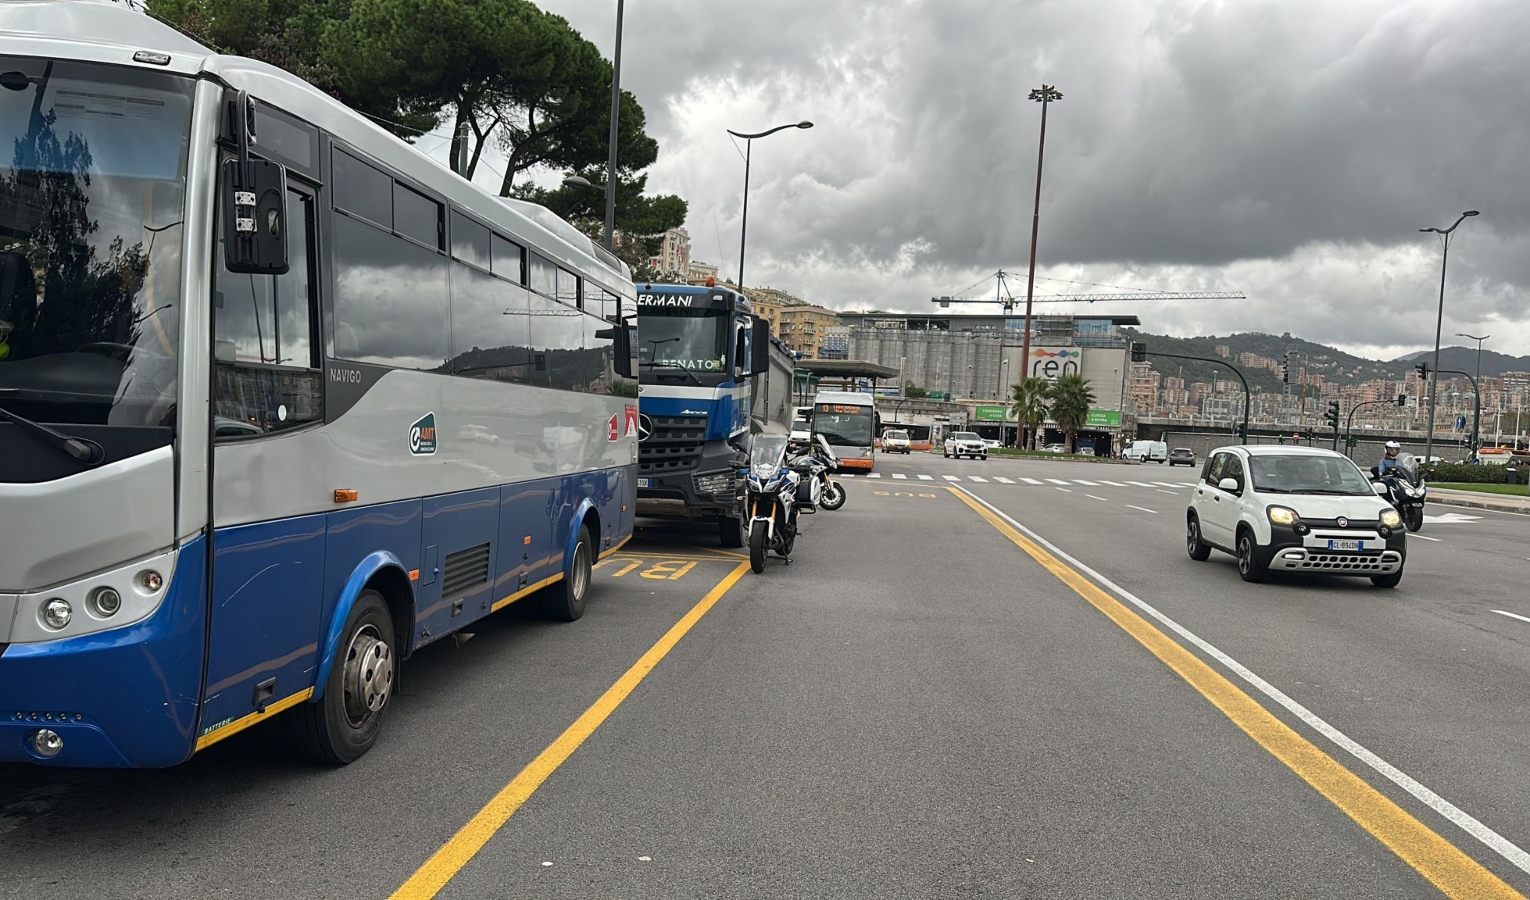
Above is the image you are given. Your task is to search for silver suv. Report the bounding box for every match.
[1186,445,1406,586]
[944,431,987,460]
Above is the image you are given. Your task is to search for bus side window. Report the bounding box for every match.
[213,187,322,438]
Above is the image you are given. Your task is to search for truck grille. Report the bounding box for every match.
[639,416,707,474]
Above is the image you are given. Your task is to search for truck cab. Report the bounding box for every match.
[633,284,777,545]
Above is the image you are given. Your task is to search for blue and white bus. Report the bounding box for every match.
[0,1,638,767]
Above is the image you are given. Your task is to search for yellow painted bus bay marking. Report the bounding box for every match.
[389,561,751,900]
[947,487,1523,900]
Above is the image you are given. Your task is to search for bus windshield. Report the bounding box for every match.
[637,308,728,374]
[815,408,875,446]
[0,58,191,430]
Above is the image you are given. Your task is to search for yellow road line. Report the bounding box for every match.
[947,487,1523,900]
[389,560,751,900]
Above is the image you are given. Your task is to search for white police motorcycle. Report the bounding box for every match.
[745,434,821,573]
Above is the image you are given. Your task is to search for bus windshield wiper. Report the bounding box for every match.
[640,360,703,387]
[0,405,105,466]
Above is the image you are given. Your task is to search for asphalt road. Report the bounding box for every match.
[3,450,1528,899]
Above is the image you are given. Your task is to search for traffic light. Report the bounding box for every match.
[1131,342,1146,363]
[1415,362,1430,381]
[1396,394,1407,407]
[1325,401,1340,430]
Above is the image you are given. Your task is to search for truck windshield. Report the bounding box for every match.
[0,58,190,430]
[637,308,728,374]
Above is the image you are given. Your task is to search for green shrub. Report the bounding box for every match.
[1424,463,1527,484]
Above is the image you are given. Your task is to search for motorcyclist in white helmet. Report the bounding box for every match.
[1377,440,1404,477]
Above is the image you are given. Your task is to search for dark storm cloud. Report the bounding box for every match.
[532,0,1530,355]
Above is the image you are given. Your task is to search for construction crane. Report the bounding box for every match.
[931,270,1246,312]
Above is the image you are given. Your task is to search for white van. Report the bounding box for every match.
[1125,440,1169,464]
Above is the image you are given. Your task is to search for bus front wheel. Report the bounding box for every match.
[287,589,395,765]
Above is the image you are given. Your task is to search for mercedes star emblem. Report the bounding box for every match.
[637,414,653,443]
[1336,516,1348,528]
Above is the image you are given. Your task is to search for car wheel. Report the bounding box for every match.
[1186,516,1212,561]
[1236,529,1266,583]
[1371,570,1403,588]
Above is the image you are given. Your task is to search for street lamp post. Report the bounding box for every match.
[1420,210,1479,463]
[1456,331,1490,456]
[727,120,813,292]
[602,0,624,253]
[1019,84,1062,381]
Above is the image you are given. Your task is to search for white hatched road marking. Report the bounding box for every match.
[1056,487,1072,492]
[918,474,934,481]
[1086,494,1109,502]
[841,473,855,478]
[1413,534,1444,542]
[1179,482,1198,487]
[892,473,907,480]
[1046,479,1071,485]
[1126,505,1159,514]
[1128,481,1157,488]
[944,475,962,482]
[1154,482,1183,488]
[994,476,1015,484]
[1021,478,1044,485]
[1426,512,1482,525]
[1098,480,1127,487]
[968,476,989,483]
[1493,610,1530,625]
[1072,479,1099,486]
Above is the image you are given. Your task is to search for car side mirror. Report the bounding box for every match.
[1218,477,1240,492]
[1373,482,1389,495]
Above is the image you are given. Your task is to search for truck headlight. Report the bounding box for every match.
[1379,508,1401,528]
[1267,506,1299,527]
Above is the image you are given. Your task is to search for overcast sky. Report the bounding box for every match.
[437,0,1530,362]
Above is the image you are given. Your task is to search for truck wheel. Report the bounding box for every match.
[545,524,593,622]
[718,515,745,548]
[287,589,395,765]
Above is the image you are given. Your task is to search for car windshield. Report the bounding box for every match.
[954,432,979,441]
[1248,453,1374,496]
[885,430,908,440]
[636,308,728,374]
[0,58,191,430]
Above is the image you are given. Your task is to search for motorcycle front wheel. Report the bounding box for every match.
[820,479,846,510]
[1405,506,1423,533]
[749,520,769,573]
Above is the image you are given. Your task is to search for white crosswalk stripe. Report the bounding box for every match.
[1021,477,1044,485]
[1127,481,1157,487]
[994,476,1015,484]
[892,473,907,479]
[944,475,962,482]
[1072,479,1099,486]
[1046,478,1070,485]
[1098,480,1127,487]
[968,476,988,483]
[1154,482,1182,488]
[841,473,854,478]
[918,474,934,481]
[867,473,881,478]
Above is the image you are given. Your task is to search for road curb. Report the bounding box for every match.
[1430,491,1530,515]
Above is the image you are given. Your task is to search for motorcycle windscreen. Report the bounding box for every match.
[751,434,790,474]
[1396,453,1423,484]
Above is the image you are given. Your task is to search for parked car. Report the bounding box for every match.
[1186,445,1406,587]
[1124,440,1169,464]
[882,429,912,454]
[1042,443,1067,454]
[790,418,811,443]
[982,438,1001,449]
[1168,447,1197,467]
[1074,447,1096,457]
[944,431,988,460]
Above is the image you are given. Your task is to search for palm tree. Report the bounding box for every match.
[1009,377,1050,450]
[1047,374,1096,451]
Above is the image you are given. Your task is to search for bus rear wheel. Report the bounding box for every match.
[545,524,594,622]
[287,589,395,765]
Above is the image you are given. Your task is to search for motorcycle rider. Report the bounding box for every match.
[1377,441,1404,477]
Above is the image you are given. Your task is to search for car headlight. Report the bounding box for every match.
[1267,506,1299,527]
[1379,508,1402,528]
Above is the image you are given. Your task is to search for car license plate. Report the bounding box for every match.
[637,478,650,488]
[1327,539,1362,551]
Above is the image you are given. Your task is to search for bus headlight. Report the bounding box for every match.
[40,598,72,631]
[88,586,122,618]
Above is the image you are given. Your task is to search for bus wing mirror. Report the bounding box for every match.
[750,318,770,376]
[222,91,289,275]
[611,316,636,379]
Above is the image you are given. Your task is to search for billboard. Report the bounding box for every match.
[1085,409,1122,428]
[1027,347,1083,380]
[973,405,1008,422]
